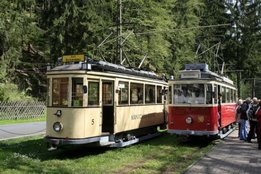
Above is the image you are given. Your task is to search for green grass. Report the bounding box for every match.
[0,117,46,125]
[0,134,216,174]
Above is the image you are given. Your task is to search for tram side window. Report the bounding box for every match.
[221,87,226,103]
[223,88,230,103]
[157,86,162,104]
[88,81,99,105]
[214,85,218,104]
[168,86,172,104]
[226,88,230,103]
[206,84,212,104]
[145,85,155,104]
[130,83,143,104]
[233,90,237,103]
[231,89,234,103]
[71,78,83,107]
[52,78,69,107]
[118,81,129,105]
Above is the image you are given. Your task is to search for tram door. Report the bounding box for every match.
[217,85,222,129]
[102,81,114,133]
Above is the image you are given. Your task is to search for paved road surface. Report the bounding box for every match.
[0,121,45,141]
[184,129,261,174]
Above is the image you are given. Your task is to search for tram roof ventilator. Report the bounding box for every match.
[178,63,234,85]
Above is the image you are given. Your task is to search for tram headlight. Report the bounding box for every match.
[185,117,193,124]
[53,122,63,132]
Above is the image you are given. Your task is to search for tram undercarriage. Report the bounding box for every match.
[46,125,163,151]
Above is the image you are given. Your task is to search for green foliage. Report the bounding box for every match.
[225,0,261,78]
[0,83,34,101]
[240,81,252,100]
[0,0,47,101]
[197,0,230,72]
[169,0,205,77]
[40,0,114,62]
[0,0,261,100]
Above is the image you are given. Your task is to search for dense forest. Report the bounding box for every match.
[0,0,260,101]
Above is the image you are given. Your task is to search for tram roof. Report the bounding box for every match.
[47,55,165,81]
[170,63,234,85]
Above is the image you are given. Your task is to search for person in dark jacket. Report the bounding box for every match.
[239,97,251,141]
[247,97,259,142]
[255,100,261,149]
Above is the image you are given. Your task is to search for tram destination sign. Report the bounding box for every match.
[180,70,201,79]
[62,54,85,63]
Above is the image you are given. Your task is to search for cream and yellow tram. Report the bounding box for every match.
[45,55,168,149]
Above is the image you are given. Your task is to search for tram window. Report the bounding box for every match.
[118,81,129,105]
[168,86,172,104]
[88,82,99,105]
[221,87,226,103]
[226,88,230,103]
[173,84,204,104]
[102,82,113,105]
[206,84,212,104]
[145,85,155,104]
[130,83,143,104]
[233,90,236,102]
[52,78,68,107]
[157,86,162,103]
[71,78,83,107]
[227,88,230,103]
[231,89,234,103]
[214,85,218,104]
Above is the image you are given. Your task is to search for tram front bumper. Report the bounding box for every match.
[44,136,106,145]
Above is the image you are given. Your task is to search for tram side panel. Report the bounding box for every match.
[220,104,236,128]
[115,105,164,134]
[46,107,102,138]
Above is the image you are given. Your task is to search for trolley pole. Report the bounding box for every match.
[117,0,123,64]
[237,71,241,98]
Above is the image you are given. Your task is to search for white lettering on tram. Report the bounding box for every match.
[131,114,153,120]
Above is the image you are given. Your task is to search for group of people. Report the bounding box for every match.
[236,97,261,150]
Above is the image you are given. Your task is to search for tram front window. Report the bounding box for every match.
[173,84,205,104]
[52,78,69,107]
[72,78,83,107]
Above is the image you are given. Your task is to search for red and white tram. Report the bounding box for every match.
[168,63,237,138]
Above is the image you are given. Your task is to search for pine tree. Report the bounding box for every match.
[168,0,205,77]
[225,0,261,78]
[196,0,231,72]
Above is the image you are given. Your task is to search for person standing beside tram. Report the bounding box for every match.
[246,97,259,143]
[239,97,251,141]
[236,99,243,137]
[255,100,261,150]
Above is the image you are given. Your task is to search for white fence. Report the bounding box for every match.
[0,101,46,120]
